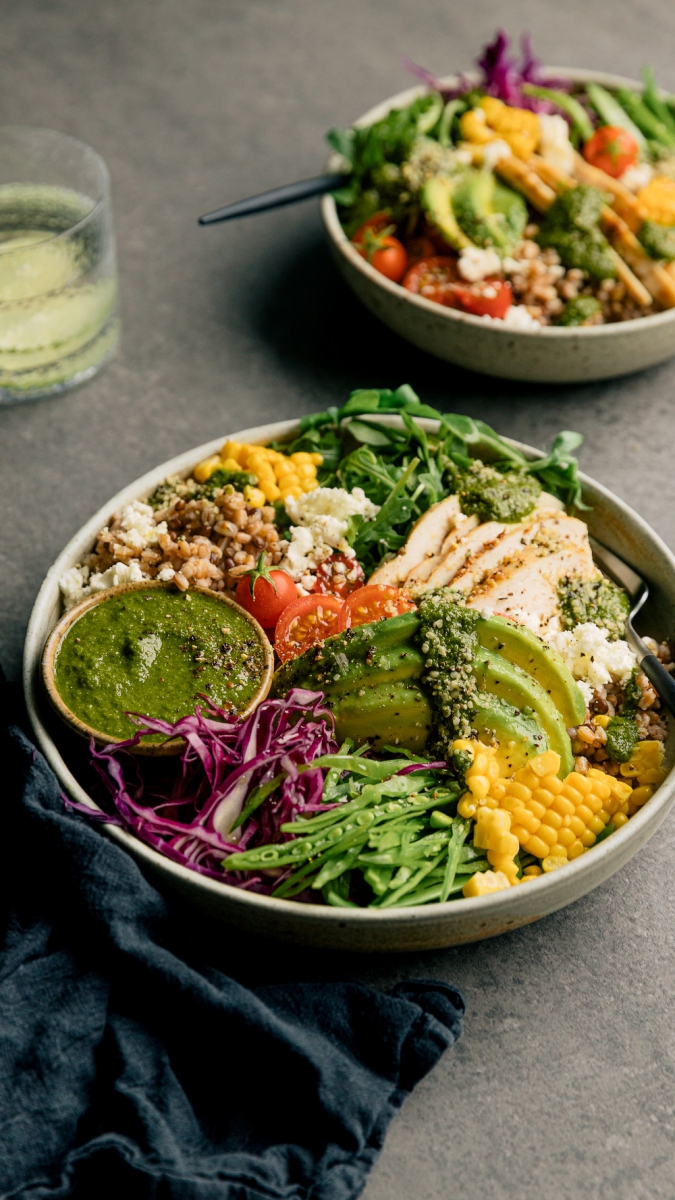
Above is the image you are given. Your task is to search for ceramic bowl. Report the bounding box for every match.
[321,68,675,384]
[41,580,274,756]
[23,417,675,951]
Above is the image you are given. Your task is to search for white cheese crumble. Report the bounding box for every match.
[538,113,575,174]
[58,559,150,609]
[619,162,653,194]
[480,304,542,329]
[458,246,502,282]
[481,138,511,170]
[546,622,637,706]
[280,486,380,593]
[116,501,167,552]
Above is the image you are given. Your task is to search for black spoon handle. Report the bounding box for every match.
[638,653,675,720]
[198,173,348,225]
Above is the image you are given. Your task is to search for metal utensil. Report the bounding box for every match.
[198,173,347,226]
[589,535,675,717]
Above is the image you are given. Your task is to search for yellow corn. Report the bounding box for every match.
[473,807,520,883]
[593,713,611,729]
[459,109,497,146]
[221,440,243,461]
[296,462,318,479]
[301,479,320,493]
[462,870,512,898]
[637,176,675,225]
[478,96,540,160]
[279,485,303,501]
[243,485,266,509]
[260,481,281,503]
[309,453,324,466]
[274,459,296,480]
[221,457,242,472]
[193,455,221,483]
[619,739,665,784]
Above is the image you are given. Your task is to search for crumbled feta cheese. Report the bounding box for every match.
[620,162,653,193]
[59,565,91,610]
[538,113,575,174]
[281,486,380,587]
[88,560,147,593]
[480,303,542,329]
[481,138,511,170]
[157,566,176,582]
[546,622,637,704]
[116,501,167,551]
[458,246,502,282]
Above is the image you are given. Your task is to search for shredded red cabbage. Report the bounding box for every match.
[64,689,338,892]
[404,30,572,110]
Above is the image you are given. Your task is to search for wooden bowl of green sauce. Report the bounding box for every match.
[41,581,274,755]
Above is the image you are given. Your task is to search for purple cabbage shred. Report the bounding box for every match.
[64,689,338,893]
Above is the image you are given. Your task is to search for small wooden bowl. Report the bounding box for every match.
[41,580,274,756]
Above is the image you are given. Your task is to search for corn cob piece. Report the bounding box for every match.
[494,155,556,212]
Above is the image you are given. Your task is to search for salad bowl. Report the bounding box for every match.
[322,68,675,384]
[23,416,675,952]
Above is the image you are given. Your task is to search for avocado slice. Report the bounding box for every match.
[475,614,586,727]
[421,175,473,251]
[451,170,527,256]
[330,680,432,754]
[473,695,549,775]
[473,648,574,777]
[272,611,423,698]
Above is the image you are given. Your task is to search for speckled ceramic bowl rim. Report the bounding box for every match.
[22,416,675,938]
[321,67,675,341]
[41,580,274,756]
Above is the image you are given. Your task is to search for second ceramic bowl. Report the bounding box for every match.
[322,68,675,384]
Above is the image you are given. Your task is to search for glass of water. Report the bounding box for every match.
[0,126,119,402]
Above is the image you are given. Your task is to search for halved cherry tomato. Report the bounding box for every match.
[313,553,365,599]
[583,125,639,179]
[274,593,344,662]
[402,256,461,305]
[447,279,512,319]
[352,212,394,246]
[337,584,417,631]
[235,554,298,630]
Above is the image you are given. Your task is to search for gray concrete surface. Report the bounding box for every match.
[2,1,675,1195]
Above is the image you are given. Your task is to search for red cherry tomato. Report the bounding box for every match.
[352,215,408,282]
[402,256,461,304]
[313,553,365,599]
[352,212,394,245]
[274,593,344,662]
[337,584,417,631]
[447,279,512,319]
[583,125,639,179]
[234,555,298,630]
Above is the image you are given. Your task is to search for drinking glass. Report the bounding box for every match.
[0,126,119,402]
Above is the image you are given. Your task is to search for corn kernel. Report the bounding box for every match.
[580,830,596,847]
[488,854,519,883]
[505,782,531,802]
[290,451,313,464]
[540,774,564,795]
[592,714,611,729]
[489,781,507,801]
[524,835,550,859]
[557,827,576,848]
[274,460,295,479]
[568,815,587,837]
[301,479,320,493]
[309,452,324,465]
[221,440,243,460]
[221,457,242,472]
[567,840,586,859]
[612,812,629,829]
[468,775,490,800]
[584,794,603,815]
[462,870,511,897]
[514,808,539,835]
[551,795,576,818]
[527,800,547,821]
[588,815,606,835]
[457,796,478,818]
[296,463,317,478]
[549,845,568,860]
[279,485,303,501]
[541,810,563,831]
[523,865,543,877]
[532,750,561,777]
[260,481,281,503]
[630,784,654,808]
[638,767,667,786]
[243,486,266,508]
[537,825,557,848]
[513,766,539,790]
[567,773,593,795]
[542,856,566,873]
[193,455,221,483]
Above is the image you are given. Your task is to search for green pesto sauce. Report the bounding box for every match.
[537,186,616,280]
[558,575,630,641]
[554,296,602,326]
[605,715,640,763]
[639,220,675,262]
[416,590,480,753]
[455,460,541,524]
[54,588,267,740]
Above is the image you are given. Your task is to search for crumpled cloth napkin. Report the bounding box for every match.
[0,685,464,1200]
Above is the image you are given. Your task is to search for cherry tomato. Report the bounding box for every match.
[583,125,639,179]
[337,585,417,631]
[447,279,512,319]
[405,236,437,265]
[313,553,365,599]
[352,215,408,283]
[235,554,298,630]
[402,256,461,305]
[274,594,344,662]
[352,212,394,246]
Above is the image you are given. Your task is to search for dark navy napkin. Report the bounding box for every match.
[0,682,464,1200]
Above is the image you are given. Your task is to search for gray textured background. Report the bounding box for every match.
[2,2,675,1196]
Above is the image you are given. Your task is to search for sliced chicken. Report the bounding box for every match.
[368,494,461,586]
[405,513,479,586]
[422,520,509,590]
[463,513,595,636]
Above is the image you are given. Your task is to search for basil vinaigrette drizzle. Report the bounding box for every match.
[53,589,267,740]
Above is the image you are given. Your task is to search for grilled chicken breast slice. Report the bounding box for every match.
[368,494,461,587]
